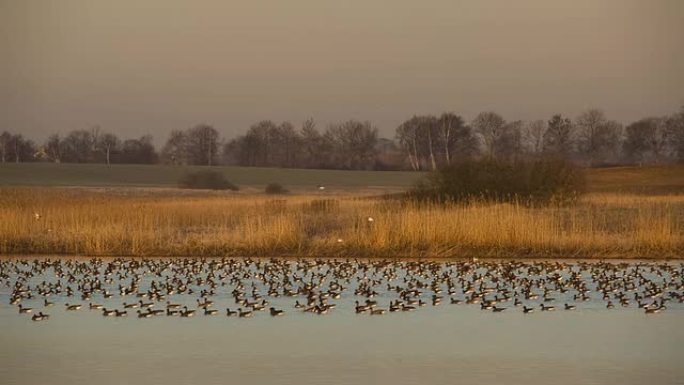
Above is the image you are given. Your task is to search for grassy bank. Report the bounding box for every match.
[1,188,682,258]
[1,163,683,194]
[0,163,424,192]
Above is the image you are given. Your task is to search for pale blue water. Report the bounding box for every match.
[1,258,682,385]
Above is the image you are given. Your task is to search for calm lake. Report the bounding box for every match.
[1,257,682,385]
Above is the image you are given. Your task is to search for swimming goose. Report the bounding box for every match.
[564,303,576,310]
[139,300,154,309]
[269,307,284,316]
[18,304,33,313]
[539,304,555,311]
[204,308,218,316]
[226,308,238,316]
[166,309,180,316]
[523,306,534,314]
[44,299,54,307]
[89,303,103,310]
[137,310,152,318]
[238,308,253,318]
[102,308,116,316]
[65,303,82,311]
[31,312,49,321]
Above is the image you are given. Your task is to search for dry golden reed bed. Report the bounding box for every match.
[0,187,682,258]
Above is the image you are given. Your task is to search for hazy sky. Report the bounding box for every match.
[2,0,683,143]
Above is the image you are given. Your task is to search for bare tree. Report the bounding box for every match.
[623,117,670,164]
[0,131,10,163]
[325,120,378,170]
[522,120,546,155]
[97,133,120,166]
[396,117,422,171]
[161,130,188,165]
[575,109,621,165]
[543,114,574,156]
[472,111,506,158]
[494,120,524,161]
[186,124,219,166]
[437,113,466,165]
[44,134,63,163]
[665,107,684,163]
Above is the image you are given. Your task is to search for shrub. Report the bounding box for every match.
[408,158,585,205]
[265,183,288,195]
[178,170,239,191]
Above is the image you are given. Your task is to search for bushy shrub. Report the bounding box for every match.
[265,183,288,195]
[408,158,585,205]
[178,170,239,191]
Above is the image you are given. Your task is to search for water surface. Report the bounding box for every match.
[1,257,682,385]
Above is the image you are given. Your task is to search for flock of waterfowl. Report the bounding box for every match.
[1,258,682,322]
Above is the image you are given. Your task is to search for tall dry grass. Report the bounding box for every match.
[0,188,682,258]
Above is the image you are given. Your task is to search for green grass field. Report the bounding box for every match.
[0,163,425,192]
[0,162,682,194]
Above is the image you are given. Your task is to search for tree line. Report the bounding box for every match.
[1,107,682,169]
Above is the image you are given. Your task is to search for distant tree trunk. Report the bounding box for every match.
[411,137,420,171]
[427,128,437,171]
[443,125,451,165]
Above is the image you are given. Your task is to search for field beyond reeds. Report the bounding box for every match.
[1,187,682,258]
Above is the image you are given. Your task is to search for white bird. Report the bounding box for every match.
[318,185,325,191]
[33,213,42,220]
[367,216,374,223]
[336,238,343,243]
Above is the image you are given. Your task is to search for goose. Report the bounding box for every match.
[204,308,218,316]
[139,300,154,309]
[137,310,152,318]
[645,307,661,314]
[123,302,139,309]
[269,307,284,316]
[606,301,614,309]
[450,297,462,305]
[401,304,416,311]
[370,308,386,315]
[102,308,116,316]
[18,304,33,314]
[523,306,534,314]
[44,299,54,307]
[180,307,195,317]
[540,304,555,311]
[492,306,506,312]
[115,310,128,317]
[89,303,103,310]
[65,303,81,311]
[32,312,49,321]
[294,300,305,309]
[354,301,370,313]
[166,301,182,309]
[564,303,576,310]
[226,308,238,316]
[238,308,253,318]
[166,309,180,316]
